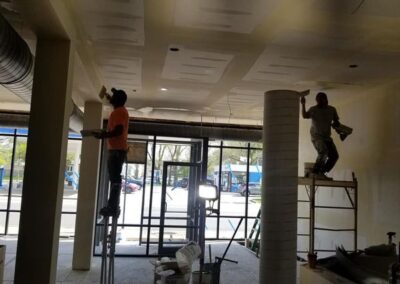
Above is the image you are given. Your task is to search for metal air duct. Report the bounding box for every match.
[0,13,83,132]
[0,13,33,102]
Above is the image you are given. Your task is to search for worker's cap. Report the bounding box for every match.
[110,88,127,105]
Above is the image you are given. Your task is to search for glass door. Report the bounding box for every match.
[158,162,201,256]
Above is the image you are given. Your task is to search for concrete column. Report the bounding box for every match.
[15,40,74,284]
[260,90,300,284]
[72,101,103,270]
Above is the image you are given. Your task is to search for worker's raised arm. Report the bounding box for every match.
[301,96,310,118]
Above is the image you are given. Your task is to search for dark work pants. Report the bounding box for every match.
[312,139,339,174]
[106,150,126,209]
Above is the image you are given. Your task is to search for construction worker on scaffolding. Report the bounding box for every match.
[301,91,340,180]
[93,87,129,216]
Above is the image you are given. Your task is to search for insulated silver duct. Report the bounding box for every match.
[0,13,33,102]
[0,104,83,133]
[0,112,29,128]
[0,13,83,132]
[69,105,84,133]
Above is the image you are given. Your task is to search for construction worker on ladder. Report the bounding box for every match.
[93,87,129,216]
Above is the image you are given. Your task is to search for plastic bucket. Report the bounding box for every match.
[304,163,315,177]
[175,242,201,271]
[191,271,212,284]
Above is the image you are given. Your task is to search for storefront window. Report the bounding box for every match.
[205,141,263,239]
[10,137,27,210]
[0,136,13,207]
[0,128,82,235]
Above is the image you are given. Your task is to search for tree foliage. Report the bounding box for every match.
[0,137,13,166]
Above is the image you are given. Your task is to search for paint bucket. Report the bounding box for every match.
[304,163,315,177]
[176,242,201,272]
[191,271,212,284]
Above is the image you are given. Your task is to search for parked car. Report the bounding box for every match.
[172,177,188,190]
[121,179,141,194]
[240,182,261,196]
[126,177,143,187]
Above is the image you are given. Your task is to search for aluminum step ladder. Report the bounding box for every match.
[99,208,120,284]
[247,208,261,256]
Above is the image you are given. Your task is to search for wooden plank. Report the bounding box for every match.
[298,177,356,188]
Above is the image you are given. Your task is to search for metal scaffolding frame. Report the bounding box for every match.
[297,173,358,255]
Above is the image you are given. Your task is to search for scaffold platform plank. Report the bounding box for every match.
[298,177,357,188]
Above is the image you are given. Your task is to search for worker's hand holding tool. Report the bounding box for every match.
[80,129,105,138]
[99,85,113,104]
[299,89,309,105]
[99,86,109,100]
[92,130,106,139]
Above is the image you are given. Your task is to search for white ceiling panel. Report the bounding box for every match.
[312,0,400,18]
[243,45,322,83]
[271,29,366,51]
[174,0,278,33]
[161,45,233,83]
[152,88,210,104]
[76,0,144,46]
[332,50,400,84]
[210,88,266,119]
[311,0,364,15]
[101,57,142,92]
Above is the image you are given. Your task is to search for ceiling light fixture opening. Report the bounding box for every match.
[349,64,358,68]
[160,88,168,91]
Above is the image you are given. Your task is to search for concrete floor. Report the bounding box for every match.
[0,236,259,284]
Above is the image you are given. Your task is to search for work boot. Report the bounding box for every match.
[99,205,120,217]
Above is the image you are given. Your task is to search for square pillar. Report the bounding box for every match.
[72,101,103,270]
[15,40,74,284]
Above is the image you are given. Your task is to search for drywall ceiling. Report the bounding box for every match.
[2,0,400,124]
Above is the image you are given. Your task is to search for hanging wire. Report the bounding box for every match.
[351,0,365,14]
[200,114,203,137]
[227,93,232,124]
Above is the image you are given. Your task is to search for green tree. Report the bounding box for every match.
[0,137,13,166]
[0,151,10,166]
[66,153,75,166]
[15,140,27,163]
[207,148,220,176]
[166,145,187,185]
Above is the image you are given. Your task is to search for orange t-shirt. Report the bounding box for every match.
[107,106,129,150]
